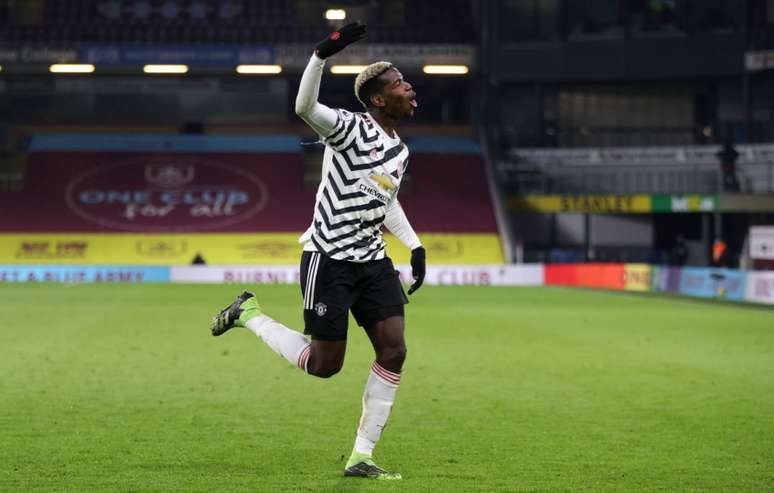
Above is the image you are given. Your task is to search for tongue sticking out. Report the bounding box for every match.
[409,99,418,108]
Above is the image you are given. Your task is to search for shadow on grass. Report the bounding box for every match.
[314,474,406,493]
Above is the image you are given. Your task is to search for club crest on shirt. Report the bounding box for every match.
[390,159,408,180]
[369,148,380,160]
[314,302,327,316]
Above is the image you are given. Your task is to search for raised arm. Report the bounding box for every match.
[294,22,367,138]
[294,54,339,137]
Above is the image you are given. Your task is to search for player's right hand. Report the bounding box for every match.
[315,21,367,59]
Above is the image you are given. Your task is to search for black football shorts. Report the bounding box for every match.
[299,251,408,341]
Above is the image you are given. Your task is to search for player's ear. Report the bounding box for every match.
[371,94,386,108]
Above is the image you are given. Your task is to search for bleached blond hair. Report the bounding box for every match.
[354,61,393,108]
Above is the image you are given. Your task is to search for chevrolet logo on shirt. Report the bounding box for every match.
[370,172,396,191]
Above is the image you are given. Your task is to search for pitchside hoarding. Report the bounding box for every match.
[0,233,504,265]
[745,272,774,305]
[0,264,542,286]
[651,266,682,293]
[544,263,626,289]
[509,195,718,213]
[678,268,747,301]
[0,266,170,283]
[544,263,756,303]
[623,264,651,291]
[750,226,774,260]
[170,264,544,287]
[1,260,771,307]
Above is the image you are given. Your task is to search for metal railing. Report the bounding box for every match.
[500,144,774,195]
[499,165,721,195]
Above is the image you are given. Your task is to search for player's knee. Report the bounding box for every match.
[379,343,407,369]
[308,360,343,379]
[316,366,342,378]
[395,344,408,365]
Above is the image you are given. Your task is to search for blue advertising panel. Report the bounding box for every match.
[79,44,274,65]
[678,267,747,301]
[0,266,170,283]
[651,266,682,293]
[30,134,300,153]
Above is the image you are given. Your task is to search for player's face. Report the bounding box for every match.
[379,68,417,119]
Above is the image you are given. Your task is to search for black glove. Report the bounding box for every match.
[314,21,367,59]
[407,246,426,295]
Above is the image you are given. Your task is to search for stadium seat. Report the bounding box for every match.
[0,0,475,45]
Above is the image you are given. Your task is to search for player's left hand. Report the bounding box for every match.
[408,246,426,295]
[315,21,367,59]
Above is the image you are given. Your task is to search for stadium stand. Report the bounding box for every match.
[0,0,476,44]
[2,0,774,274]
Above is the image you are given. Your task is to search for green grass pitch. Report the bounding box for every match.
[1,283,773,492]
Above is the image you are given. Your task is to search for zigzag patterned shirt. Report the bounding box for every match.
[301,109,410,261]
[295,53,421,263]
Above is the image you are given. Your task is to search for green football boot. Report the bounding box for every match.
[210,291,263,336]
[344,451,402,480]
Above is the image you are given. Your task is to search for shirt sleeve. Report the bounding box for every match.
[322,109,359,151]
[294,53,340,138]
[383,199,422,251]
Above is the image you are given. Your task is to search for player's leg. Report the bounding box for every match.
[209,251,351,378]
[344,258,407,479]
[305,339,346,377]
[210,291,346,376]
[298,251,353,377]
[210,290,315,371]
[365,315,406,373]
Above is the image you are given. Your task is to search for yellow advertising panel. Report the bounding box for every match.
[510,195,652,213]
[0,233,503,265]
[624,263,652,291]
[0,233,302,265]
[385,233,503,264]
